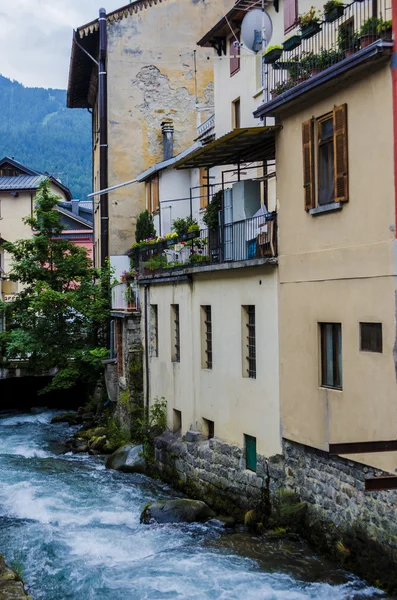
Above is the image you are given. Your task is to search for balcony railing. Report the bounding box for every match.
[264,0,391,102]
[135,213,277,276]
[111,282,139,311]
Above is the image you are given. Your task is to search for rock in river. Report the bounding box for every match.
[0,553,32,599]
[141,499,216,524]
[105,444,146,474]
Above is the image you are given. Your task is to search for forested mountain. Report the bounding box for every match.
[0,75,91,199]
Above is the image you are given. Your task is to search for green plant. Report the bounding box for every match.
[299,6,321,27]
[264,44,283,54]
[203,190,222,231]
[338,26,360,51]
[144,255,168,271]
[360,16,382,36]
[10,551,24,582]
[323,0,343,11]
[187,223,200,233]
[172,216,198,236]
[189,253,209,264]
[302,48,340,71]
[135,210,156,243]
[271,79,295,96]
[378,19,392,34]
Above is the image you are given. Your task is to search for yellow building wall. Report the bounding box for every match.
[102,0,234,257]
[144,266,281,457]
[277,65,397,472]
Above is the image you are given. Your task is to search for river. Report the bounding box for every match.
[0,410,390,599]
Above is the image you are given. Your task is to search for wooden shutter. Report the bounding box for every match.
[199,168,207,209]
[145,180,151,211]
[333,104,348,203]
[152,175,159,213]
[302,118,315,211]
[284,0,298,33]
[230,37,240,76]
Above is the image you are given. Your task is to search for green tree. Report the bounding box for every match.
[135,210,156,243]
[0,179,109,394]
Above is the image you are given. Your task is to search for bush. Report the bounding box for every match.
[203,191,222,231]
[172,216,198,236]
[135,210,156,243]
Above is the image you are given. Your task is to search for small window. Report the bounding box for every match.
[201,305,212,369]
[360,323,382,353]
[318,116,335,206]
[150,304,158,357]
[242,305,256,378]
[203,418,214,440]
[320,323,342,389]
[232,98,241,129]
[245,434,257,472]
[171,304,180,363]
[173,409,182,434]
[230,36,240,76]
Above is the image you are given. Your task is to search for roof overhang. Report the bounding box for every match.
[197,0,264,54]
[174,126,280,169]
[136,142,201,181]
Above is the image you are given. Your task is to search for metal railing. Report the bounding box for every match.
[111,282,138,311]
[264,0,392,102]
[137,213,277,276]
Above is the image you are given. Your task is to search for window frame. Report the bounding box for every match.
[317,113,335,207]
[150,304,159,358]
[360,322,383,353]
[201,305,213,370]
[320,322,342,390]
[171,304,180,363]
[232,97,241,129]
[242,305,256,379]
[229,35,240,77]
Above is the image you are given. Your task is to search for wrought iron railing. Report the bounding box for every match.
[136,213,277,276]
[264,0,392,102]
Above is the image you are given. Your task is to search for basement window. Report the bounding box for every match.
[203,418,214,440]
[173,409,181,434]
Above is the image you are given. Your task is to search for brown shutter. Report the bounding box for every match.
[302,118,315,211]
[199,168,207,209]
[152,175,159,213]
[145,180,151,212]
[333,104,348,203]
[230,36,240,76]
[284,0,298,33]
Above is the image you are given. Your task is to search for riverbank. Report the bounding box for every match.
[0,553,31,599]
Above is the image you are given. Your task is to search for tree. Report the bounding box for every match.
[135,210,156,243]
[0,179,109,394]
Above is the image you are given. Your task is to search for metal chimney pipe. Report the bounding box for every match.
[161,121,174,161]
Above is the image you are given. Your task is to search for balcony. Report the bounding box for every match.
[257,0,392,117]
[133,213,277,278]
[111,282,139,312]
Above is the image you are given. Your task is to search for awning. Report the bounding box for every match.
[174,126,280,170]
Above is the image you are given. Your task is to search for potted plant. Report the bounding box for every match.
[360,17,382,48]
[263,44,283,63]
[378,19,392,40]
[299,7,322,39]
[323,0,344,23]
[283,34,302,52]
[338,26,360,57]
[270,79,295,98]
[172,216,199,240]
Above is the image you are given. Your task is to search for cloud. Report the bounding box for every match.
[0,0,123,89]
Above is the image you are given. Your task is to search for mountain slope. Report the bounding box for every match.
[0,75,91,199]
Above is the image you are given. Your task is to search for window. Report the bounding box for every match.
[150,304,158,357]
[242,305,256,378]
[230,35,240,76]
[284,0,298,32]
[302,104,348,211]
[320,323,342,389]
[232,98,241,129]
[173,409,182,434]
[146,175,159,214]
[245,434,257,472]
[201,305,212,369]
[203,418,214,440]
[199,167,209,209]
[360,323,382,353]
[171,304,180,362]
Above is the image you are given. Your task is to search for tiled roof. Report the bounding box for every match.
[78,201,93,210]
[0,175,46,191]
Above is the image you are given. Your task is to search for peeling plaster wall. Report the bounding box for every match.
[105,0,234,256]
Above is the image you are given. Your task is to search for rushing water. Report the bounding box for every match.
[0,410,390,600]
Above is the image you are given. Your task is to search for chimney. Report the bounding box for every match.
[161,121,174,161]
[71,199,80,216]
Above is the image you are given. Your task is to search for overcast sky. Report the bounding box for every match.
[0,1,124,89]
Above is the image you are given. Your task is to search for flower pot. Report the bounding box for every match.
[180,231,198,242]
[283,35,302,51]
[324,5,345,23]
[264,48,283,63]
[344,48,356,58]
[360,33,378,48]
[300,22,321,39]
[270,91,278,99]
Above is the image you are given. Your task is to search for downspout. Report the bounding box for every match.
[99,7,109,267]
[144,285,150,409]
[392,0,397,379]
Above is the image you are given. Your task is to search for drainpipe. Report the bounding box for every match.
[144,285,150,410]
[99,7,109,267]
[393,0,397,235]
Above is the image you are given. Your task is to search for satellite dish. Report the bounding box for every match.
[241,8,273,53]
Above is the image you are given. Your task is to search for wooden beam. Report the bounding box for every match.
[329,440,397,455]
[365,476,397,491]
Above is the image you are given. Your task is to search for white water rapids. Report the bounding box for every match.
[0,410,390,599]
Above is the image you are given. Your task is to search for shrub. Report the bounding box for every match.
[135,210,156,243]
[172,216,197,236]
[203,190,222,231]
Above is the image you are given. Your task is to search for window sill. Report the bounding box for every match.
[320,385,343,392]
[253,87,264,99]
[309,202,342,216]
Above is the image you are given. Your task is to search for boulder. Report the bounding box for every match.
[30,407,47,414]
[141,498,216,524]
[89,436,107,451]
[105,444,146,474]
[72,444,88,454]
[0,554,32,599]
[51,413,79,425]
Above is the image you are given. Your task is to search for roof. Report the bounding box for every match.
[56,206,93,229]
[174,126,280,169]
[136,142,201,182]
[67,0,164,109]
[0,157,41,176]
[0,174,46,191]
[197,0,263,52]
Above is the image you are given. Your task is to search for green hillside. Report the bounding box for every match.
[0,75,91,199]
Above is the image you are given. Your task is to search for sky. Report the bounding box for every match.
[0,0,124,90]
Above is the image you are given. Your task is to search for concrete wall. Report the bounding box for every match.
[100,0,234,257]
[142,265,281,458]
[277,65,397,473]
